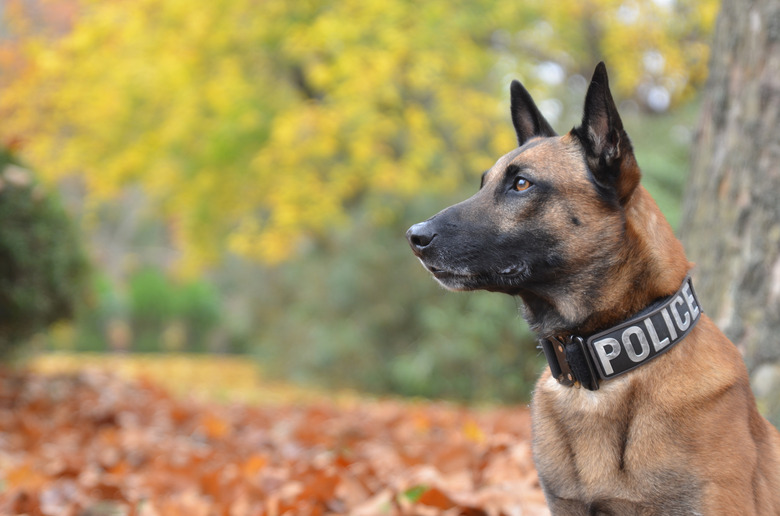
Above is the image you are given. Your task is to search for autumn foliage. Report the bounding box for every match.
[0,369,549,515]
[0,0,718,273]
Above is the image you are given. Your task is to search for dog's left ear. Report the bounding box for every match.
[511,80,557,146]
[574,62,639,205]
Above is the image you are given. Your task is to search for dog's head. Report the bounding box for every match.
[407,63,645,325]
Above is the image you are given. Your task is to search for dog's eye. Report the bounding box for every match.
[513,176,532,192]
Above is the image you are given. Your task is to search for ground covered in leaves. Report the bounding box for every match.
[0,368,549,515]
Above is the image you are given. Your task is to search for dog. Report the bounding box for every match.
[406,62,780,515]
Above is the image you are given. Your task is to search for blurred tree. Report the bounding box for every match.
[681,0,780,427]
[1,0,717,272]
[0,149,89,358]
[128,268,221,352]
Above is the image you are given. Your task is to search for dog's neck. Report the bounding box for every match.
[521,187,690,339]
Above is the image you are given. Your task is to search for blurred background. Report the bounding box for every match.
[0,0,731,404]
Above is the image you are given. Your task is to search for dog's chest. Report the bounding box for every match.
[533,391,629,497]
[530,375,702,512]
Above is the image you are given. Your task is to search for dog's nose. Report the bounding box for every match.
[406,221,437,253]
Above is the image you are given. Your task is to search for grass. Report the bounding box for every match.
[27,352,360,406]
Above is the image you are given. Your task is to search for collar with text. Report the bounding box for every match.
[538,276,702,391]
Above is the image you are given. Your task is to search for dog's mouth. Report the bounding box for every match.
[422,263,474,279]
[423,265,477,292]
[416,257,532,294]
[421,261,527,280]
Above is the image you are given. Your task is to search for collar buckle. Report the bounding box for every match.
[539,335,600,391]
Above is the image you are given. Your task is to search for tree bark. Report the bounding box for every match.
[681,0,780,427]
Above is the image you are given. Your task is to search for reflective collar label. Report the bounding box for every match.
[586,277,701,380]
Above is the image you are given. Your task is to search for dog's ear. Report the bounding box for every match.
[510,80,557,146]
[574,62,640,205]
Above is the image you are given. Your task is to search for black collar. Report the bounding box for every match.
[538,276,702,391]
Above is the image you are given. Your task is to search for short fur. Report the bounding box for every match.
[407,62,780,515]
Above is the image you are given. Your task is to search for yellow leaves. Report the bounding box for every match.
[241,453,269,477]
[204,57,252,117]
[0,0,719,271]
[463,419,486,444]
[5,463,49,492]
[594,0,718,103]
[199,412,231,440]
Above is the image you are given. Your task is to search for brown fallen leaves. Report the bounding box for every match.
[0,369,549,516]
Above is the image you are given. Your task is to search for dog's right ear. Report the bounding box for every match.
[510,80,557,147]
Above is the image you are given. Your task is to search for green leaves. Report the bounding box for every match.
[0,152,89,357]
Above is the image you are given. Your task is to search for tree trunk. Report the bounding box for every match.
[681,0,780,427]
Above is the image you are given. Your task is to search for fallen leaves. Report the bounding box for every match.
[0,369,549,515]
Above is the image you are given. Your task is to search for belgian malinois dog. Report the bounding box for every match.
[407,63,780,515]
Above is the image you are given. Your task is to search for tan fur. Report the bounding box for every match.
[531,169,780,514]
